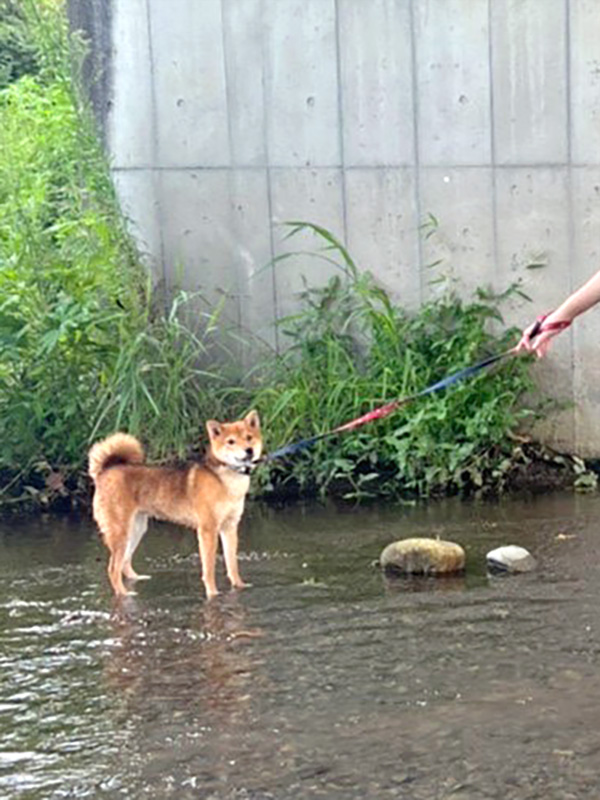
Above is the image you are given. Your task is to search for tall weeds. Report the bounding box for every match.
[0,0,38,87]
[0,2,232,503]
[250,223,537,500]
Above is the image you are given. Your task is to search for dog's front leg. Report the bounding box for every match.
[197,525,219,598]
[220,514,250,590]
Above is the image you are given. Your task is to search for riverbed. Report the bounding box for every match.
[2,493,600,798]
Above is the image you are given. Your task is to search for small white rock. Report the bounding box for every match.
[486,545,536,574]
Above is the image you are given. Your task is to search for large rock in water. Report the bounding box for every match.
[380,538,466,575]
[486,545,536,573]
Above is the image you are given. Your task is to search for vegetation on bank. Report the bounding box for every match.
[0,1,595,510]
[251,224,599,501]
[0,0,232,506]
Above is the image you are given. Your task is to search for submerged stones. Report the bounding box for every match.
[486,545,536,574]
[380,538,466,575]
[379,538,538,579]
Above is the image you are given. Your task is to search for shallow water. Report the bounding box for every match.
[2,493,600,799]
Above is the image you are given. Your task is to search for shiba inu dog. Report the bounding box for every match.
[88,411,262,598]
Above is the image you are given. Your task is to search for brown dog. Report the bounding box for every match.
[88,411,262,598]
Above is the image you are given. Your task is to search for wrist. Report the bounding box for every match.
[546,304,576,325]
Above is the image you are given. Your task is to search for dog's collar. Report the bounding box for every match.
[227,463,254,476]
[207,456,256,476]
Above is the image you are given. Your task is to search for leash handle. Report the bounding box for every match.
[528,313,571,341]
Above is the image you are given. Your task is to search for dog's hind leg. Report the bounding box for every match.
[107,537,135,596]
[123,513,150,582]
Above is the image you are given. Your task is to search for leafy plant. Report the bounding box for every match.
[0,0,38,88]
[0,1,240,504]
[250,223,538,500]
[87,290,238,462]
[0,66,143,468]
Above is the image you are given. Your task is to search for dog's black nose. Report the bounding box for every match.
[245,447,254,459]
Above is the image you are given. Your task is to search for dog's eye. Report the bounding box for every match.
[246,435,252,442]
[227,438,236,446]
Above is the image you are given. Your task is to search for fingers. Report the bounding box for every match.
[532,330,560,358]
[518,326,561,358]
[516,322,539,353]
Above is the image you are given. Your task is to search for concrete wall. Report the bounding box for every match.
[71,0,600,456]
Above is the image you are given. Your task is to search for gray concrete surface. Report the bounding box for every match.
[69,0,600,456]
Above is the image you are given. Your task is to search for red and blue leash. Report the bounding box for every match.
[262,314,569,463]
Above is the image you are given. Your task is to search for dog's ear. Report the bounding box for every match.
[245,409,260,430]
[206,420,222,440]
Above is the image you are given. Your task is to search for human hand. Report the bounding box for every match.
[516,313,572,358]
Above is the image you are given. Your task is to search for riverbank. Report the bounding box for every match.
[1,437,597,516]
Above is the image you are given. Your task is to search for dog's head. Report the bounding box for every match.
[206,410,262,470]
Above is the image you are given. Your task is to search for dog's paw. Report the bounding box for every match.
[231,580,252,591]
[124,572,151,582]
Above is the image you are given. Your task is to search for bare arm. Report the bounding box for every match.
[518,269,600,357]
[553,269,600,321]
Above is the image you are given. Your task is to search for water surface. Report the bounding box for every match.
[2,493,600,798]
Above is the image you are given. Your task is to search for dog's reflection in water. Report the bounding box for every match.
[103,593,265,723]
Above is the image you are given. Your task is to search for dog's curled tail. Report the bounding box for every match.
[88,433,145,483]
